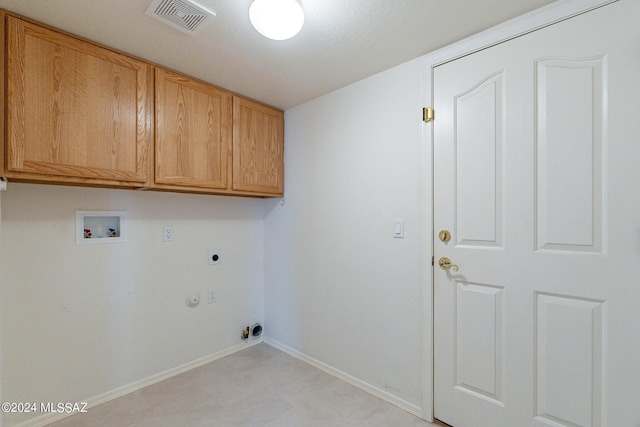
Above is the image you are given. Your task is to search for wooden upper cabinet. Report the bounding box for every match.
[232,96,284,195]
[5,16,153,186]
[154,68,232,191]
[1,13,284,197]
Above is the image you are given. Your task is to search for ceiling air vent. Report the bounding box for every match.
[145,0,215,35]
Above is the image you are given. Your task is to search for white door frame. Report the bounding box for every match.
[419,0,617,421]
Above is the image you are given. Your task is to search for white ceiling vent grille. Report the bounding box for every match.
[145,0,215,35]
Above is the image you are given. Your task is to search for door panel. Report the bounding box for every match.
[455,281,505,405]
[455,72,504,248]
[534,293,606,426]
[434,2,640,426]
[535,57,606,253]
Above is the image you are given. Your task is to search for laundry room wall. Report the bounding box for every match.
[264,56,430,413]
[1,184,265,426]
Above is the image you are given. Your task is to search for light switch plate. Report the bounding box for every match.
[394,219,404,238]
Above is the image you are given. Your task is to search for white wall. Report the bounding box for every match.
[1,183,264,426]
[264,57,429,412]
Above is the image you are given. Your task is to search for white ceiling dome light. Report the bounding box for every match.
[249,0,304,41]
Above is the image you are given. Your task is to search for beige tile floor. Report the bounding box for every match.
[49,343,438,427]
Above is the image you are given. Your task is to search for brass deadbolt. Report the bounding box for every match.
[439,229,451,243]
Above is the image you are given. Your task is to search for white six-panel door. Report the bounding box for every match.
[433,1,640,426]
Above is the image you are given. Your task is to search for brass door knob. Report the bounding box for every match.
[438,256,459,272]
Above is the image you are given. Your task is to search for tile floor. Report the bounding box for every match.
[49,343,437,426]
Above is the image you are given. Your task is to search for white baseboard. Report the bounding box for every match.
[15,340,262,427]
[263,336,424,419]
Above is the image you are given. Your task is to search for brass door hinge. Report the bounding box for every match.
[431,256,434,266]
[423,107,434,123]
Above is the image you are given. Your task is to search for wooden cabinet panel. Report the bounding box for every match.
[154,68,231,190]
[5,16,152,186]
[232,96,284,195]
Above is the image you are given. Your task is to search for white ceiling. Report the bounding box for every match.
[0,0,556,110]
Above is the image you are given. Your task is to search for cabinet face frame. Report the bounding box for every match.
[154,68,232,190]
[4,15,153,186]
[232,96,284,195]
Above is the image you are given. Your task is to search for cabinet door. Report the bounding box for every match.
[155,68,231,190]
[232,96,284,195]
[5,17,152,186]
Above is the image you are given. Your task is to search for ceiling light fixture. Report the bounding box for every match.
[249,0,304,41]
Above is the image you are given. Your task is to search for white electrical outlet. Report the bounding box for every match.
[208,251,222,265]
[163,226,174,242]
[208,290,216,304]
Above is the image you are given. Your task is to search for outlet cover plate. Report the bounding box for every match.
[163,225,174,242]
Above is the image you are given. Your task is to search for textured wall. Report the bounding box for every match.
[264,57,429,410]
[1,184,264,426]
